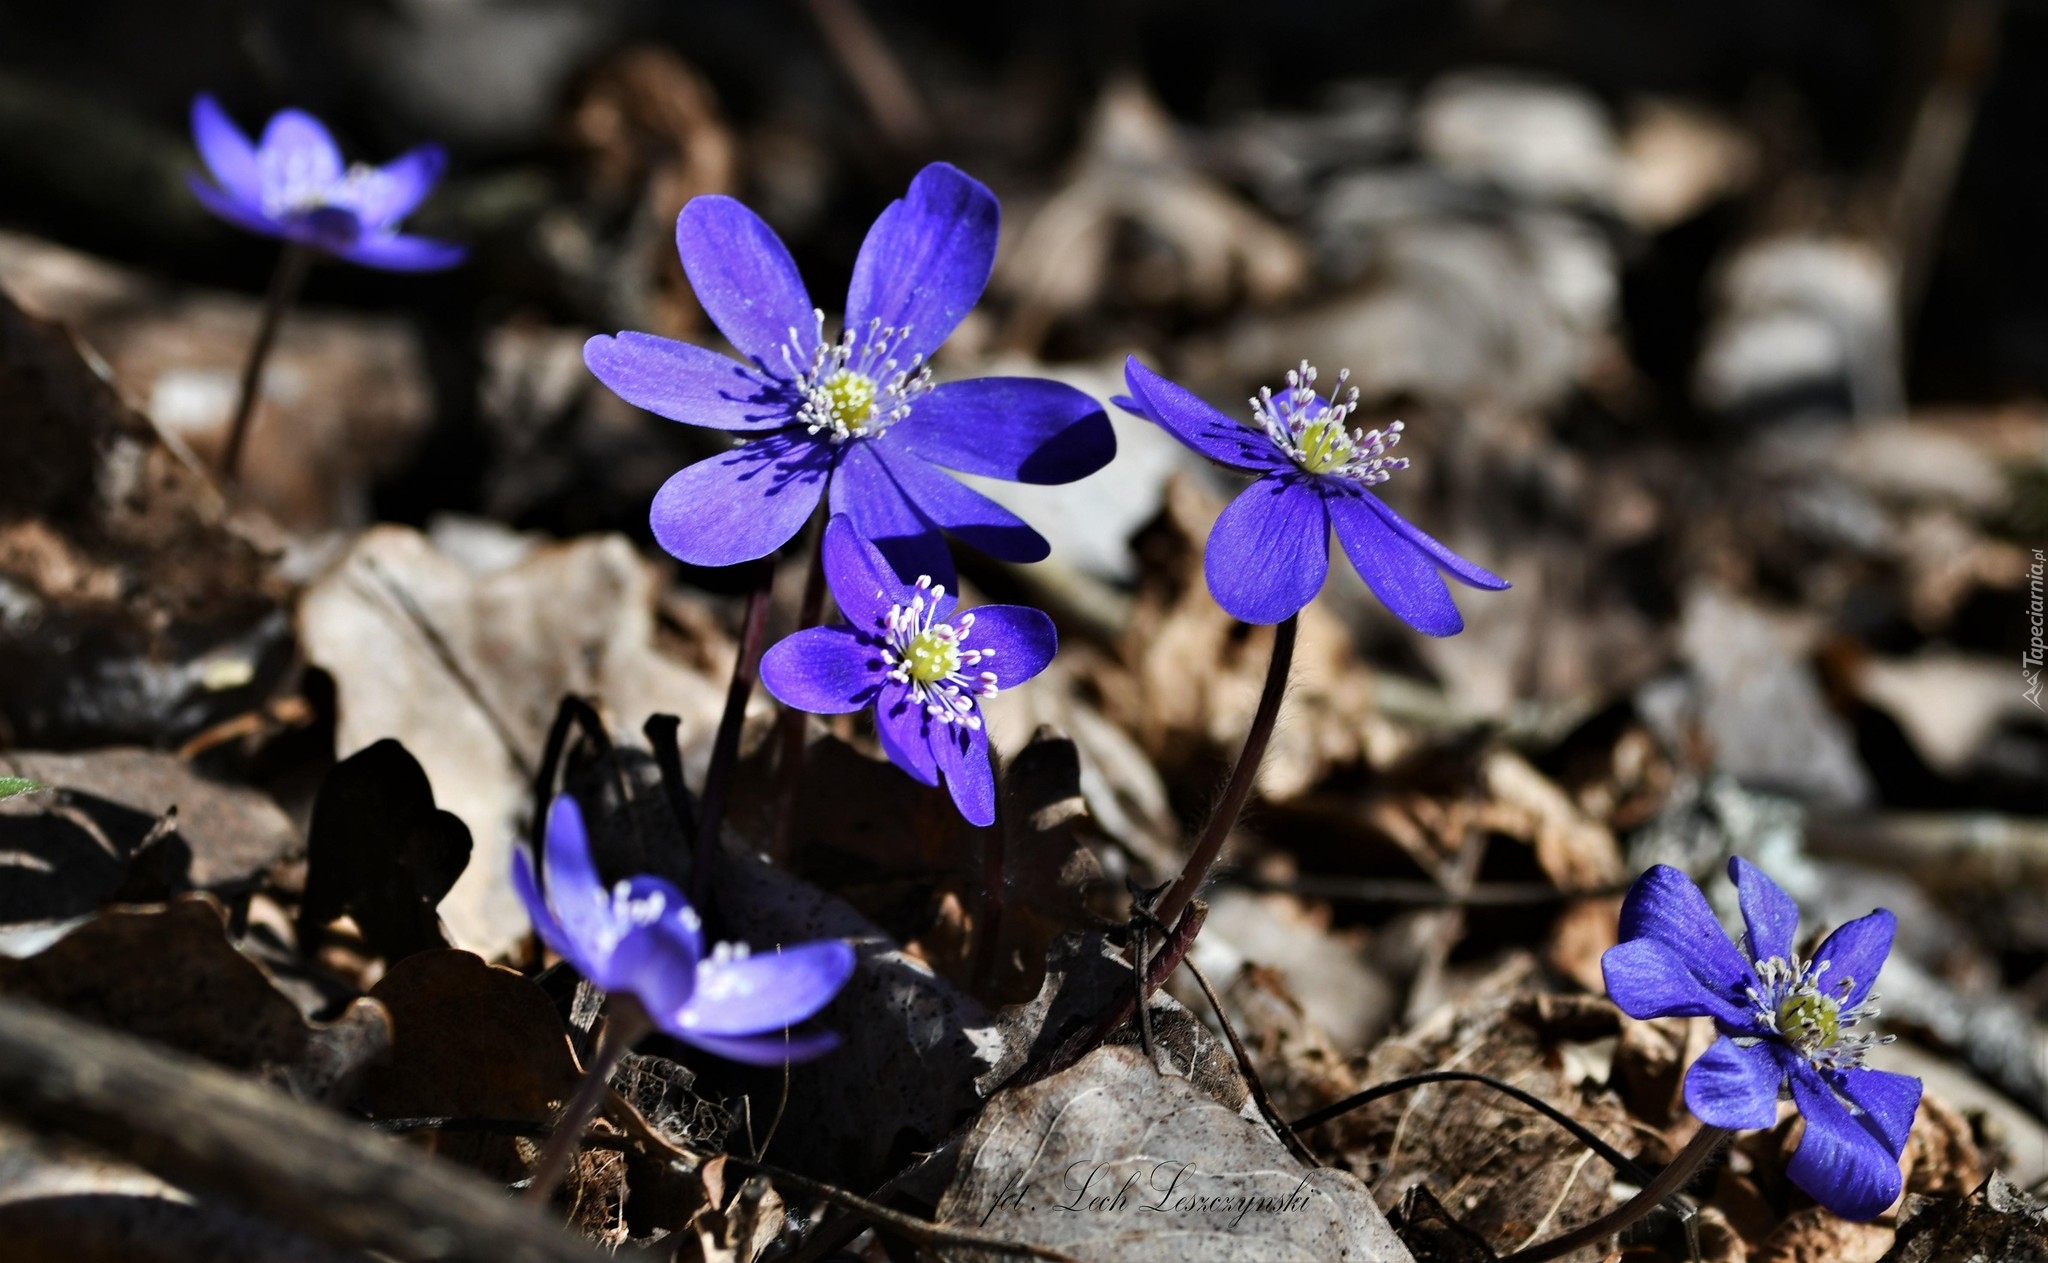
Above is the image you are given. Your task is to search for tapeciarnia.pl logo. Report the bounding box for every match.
[2025,547,2044,709]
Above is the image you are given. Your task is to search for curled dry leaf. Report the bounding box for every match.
[1880,1173,2048,1263]
[938,1045,1412,1263]
[0,894,390,1103]
[1754,1206,1894,1263]
[299,738,472,964]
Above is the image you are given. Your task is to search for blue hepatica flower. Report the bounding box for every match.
[513,795,855,1064]
[584,163,1115,586]
[187,94,465,272]
[1603,859,1922,1221]
[759,515,1056,826]
[1113,357,1509,634]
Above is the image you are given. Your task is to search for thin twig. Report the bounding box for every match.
[1177,953,1319,1166]
[1289,1070,1654,1188]
[221,241,310,484]
[1496,1124,1728,1263]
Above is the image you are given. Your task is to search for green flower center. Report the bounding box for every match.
[1777,990,1842,1052]
[820,369,878,434]
[1295,418,1355,474]
[902,629,961,685]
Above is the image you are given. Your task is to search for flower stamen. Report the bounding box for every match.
[1744,952,1893,1071]
[877,576,999,728]
[784,310,934,442]
[1251,360,1409,484]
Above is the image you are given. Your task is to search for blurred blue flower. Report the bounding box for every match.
[1603,858,1922,1221]
[1113,356,1507,634]
[187,94,465,271]
[759,515,1056,825]
[583,162,1114,586]
[514,795,854,1064]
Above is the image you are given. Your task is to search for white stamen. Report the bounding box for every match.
[1250,360,1409,485]
[782,310,934,442]
[875,575,999,728]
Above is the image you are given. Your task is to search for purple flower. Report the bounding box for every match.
[758,515,1056,825]
[513,795,854,1064]
[1603,859,1922,1221]
[1113,357,1508,634]
[187,94,465,272]
[583,163,1115,585]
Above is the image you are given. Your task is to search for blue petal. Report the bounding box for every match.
[257,109,343,192]
[760,626,886,715]
[510,844,592,977]
[1730,856,1801,965]
[1683,1037,1784,1130]
[874,684,940,787]
[584,333,794,431]
[1350,491,1510,591]
[1328,488,1462,636]
[1120,357,1294,474]
[1616,864,1757,1013]
[830,441,953,589]
[931,716,996,827]
[675,939,856,1036]
[844,163,998,362]
[865,442,1049,563]
[1834,1066,1922,1154]
[676,195,816,368]
[1600,937,1756,1027]
[190,95,261,204]
[959,605,1056,688]
[650,432,831,568]
[1810,909,1896,1012]
[355,144,446,229]
[1786,1061,1905,1221]
[595,876,702,1007]
[1206,475,1330,625]
[187,173,285,238]
[540,795,611,956]
[680,1027,842,1065]
[821,512,921,627]
[891,377,1115,484]
[331,233,467,272]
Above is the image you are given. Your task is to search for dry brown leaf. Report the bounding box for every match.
[0,895,389,1101]
[938,1045,1412,1262]
[298,524,732,958]
[359,948,580,1183]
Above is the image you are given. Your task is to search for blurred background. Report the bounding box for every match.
[2,5,2048,1250]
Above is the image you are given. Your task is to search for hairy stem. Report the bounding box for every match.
[970,741,1007,992]
[1496,1123,1728,1263]
[768,511,830,863]
[220,242,311,484]
[1151,614,1297,934]
[522,998,652,1206]
[694,558,777,906]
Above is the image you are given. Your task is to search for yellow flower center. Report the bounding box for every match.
[1778,991,1842,1052]
[1295,417,1355,474]
[820,369,878,434]
[902,629,961,685]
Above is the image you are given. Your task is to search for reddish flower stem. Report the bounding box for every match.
[768,511,830,863]
[1149,614,1297,938]
[694,557,777,907]
[220,242,311,484]
[521,998,652,1206]
[1497,1123,1727,1262]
